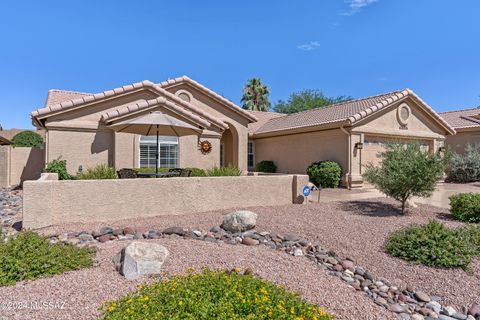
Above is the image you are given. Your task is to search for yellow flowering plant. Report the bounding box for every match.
[99,268,334,320]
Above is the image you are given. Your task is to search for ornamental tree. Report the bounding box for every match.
[363,142,448,214]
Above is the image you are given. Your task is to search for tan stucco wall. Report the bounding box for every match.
[47,129,113,174]
[0,146,10,187]
[0,146,44,187]
[253,128,348,177]
[23,174,309,229]
[164,84,249,171]
[445,129,480,154]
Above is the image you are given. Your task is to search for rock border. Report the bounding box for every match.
[49,226,480,320]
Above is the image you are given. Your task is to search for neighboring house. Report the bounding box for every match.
[248,89,455,188]
[31,78,455,188]
[31,76,257,174]
[0,136,11,145]
[439,107,480,153]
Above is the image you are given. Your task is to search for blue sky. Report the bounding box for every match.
[0,0,479,129]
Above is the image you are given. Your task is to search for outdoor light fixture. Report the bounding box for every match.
[78,165,83,172]
[438,146,446,153]
[355,142,364,150]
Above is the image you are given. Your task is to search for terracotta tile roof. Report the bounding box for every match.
[0,136,11,145]
[101,97,212,129]
[158,76,257,122]
[253,89,455,136]
[246,111,285,135]
[45,89,90,107]
[439,107,480,129]
[32,80,228,129]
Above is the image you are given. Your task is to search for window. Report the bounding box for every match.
[220,143,225,167]
[247,141,255,169]
[139,135,179,168]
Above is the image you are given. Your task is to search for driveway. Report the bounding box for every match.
[310,182,480,209]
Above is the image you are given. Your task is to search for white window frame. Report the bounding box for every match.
[139,135,179,168]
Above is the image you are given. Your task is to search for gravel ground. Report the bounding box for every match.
[39,198,480,312]
[0,238,395,320]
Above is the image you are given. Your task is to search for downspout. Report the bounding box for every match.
[340,125,351,190]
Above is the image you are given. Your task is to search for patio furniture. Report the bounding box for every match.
[108,111,202,175]
[117,168,138,179]
[136,171,181,178]
[168,168,192,177]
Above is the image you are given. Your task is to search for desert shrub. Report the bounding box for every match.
[100,268,334,320]
[188,167,207,177]
[11,131,43,148]
[45,159,71,180]
[77,164,117,180]
[446,143,480,183]
[134,167,171,173]
[449,193,480,222]
[206,166,242,176]
[363,142,447,213]
[306,161,341,188]
[456,225,480,256]
[0,231,95,286]
[256,160,277,173]
[385,221,474,269]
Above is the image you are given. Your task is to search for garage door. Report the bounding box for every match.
[362,136,431,167]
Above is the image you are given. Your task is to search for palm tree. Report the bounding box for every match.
[241,78,271,111]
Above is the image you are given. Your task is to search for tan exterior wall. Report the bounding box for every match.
[0,146,44,187]
[23,174,309,229]
[47,129,113,174]
[253,128,348,177]
[445,129,480,154]
[165,84,250,171]
[0,146,10,187]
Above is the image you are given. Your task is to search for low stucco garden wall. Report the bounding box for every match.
[23,174,309,229]
[0,145,44,188]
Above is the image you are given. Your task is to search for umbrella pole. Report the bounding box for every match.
[156,125,159,175]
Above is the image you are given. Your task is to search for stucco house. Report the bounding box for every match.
[31,77,456,188]
[439,107,480,153]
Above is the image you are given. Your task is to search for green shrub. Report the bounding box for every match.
[385,221,474,269]
[134,167,171,173]
[206,166,242,176]
[456,225,480,256]
[363,142,448,213]
[446,143,480,183]
[45,159,71,180]
[0,231,95,286]
[256,160,277,173]
[77,164,117,180]
[11,131,43,148]
[306,161,341,188]
[188,167,207,177]
[449,193,480,222]
[100,268,333,320]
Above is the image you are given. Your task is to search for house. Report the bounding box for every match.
[249,89,455,187]
[31,77,455,188]
[439,107,480,153]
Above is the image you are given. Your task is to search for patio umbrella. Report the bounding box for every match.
[109,111,202,174]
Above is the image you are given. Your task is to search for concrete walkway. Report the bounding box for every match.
[309,182,480,209]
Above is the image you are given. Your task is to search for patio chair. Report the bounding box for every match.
[117,168,138,179]
[180,169,192,177]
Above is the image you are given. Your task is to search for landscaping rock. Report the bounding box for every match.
[123,227,135,235]
[468,304,480,317]
[97,235,110,243]
[99,226,113,235]
[114,242,169,280]
[242,237,259,246]
[221,210,257,232]
[162,227,185,236]
[416,291,431,303]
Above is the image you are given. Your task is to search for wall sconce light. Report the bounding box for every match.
[78,165,83,173]
[438,146,446,153]
[355,142,364,150]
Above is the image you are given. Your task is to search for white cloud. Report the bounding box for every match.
[341,0,378,16]
[297,41,320,51]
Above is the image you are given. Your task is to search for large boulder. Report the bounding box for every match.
[221,210,257,233]
[113,242,169,280]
